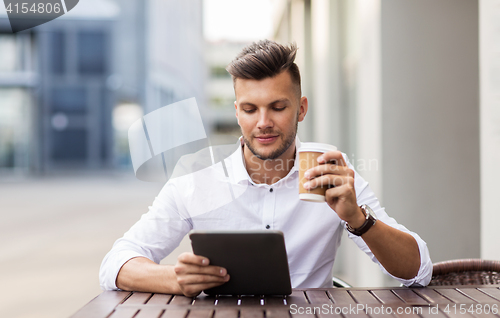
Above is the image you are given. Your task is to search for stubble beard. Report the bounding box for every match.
[242,113,299,160]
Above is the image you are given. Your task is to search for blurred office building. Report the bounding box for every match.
[204,40,248,145]
[0,0,205,174]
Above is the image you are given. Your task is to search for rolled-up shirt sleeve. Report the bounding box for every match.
[344,158,433,287]
[99,181,192,290]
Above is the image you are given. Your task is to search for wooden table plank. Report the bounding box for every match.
[458,288,500,303]
[266,308,291,318]
[386,306,421,318]
[70,286,500,318]
[413,289,452,304]
[289,312,315,318]
[363,306,398,318]
[419,307,448,318]
[123,292,153,304]
[147,294,174,305]
[240,308,264,318]
[135,307,165,318]
[69,291,132,318]
[108,307,140,318]
[317,309,343,318]
[342,308,370,318]
[472,313,500,318]
[438,307,475,318]
[434,288,477,303]
[327,290,356,304]
[391,289,428,305]
[355,304,426,318]
[471,309,500,318]
[478,288,500,301]
[170,295,194,305]
[349,290,381,304]
[370,290,405,304]
[186,309,213,318]
[216,296,239,306]
[240,296,263,306]
[162,309,189,318]
[286,290,309,305]
[213,308,239,318]
[305,290,332,304]
[192,295,217,306]
[264,296,286,306]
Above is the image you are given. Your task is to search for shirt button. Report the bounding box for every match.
[269,188,273,193]
[266,225,270,229]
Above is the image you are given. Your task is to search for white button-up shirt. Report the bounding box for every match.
[100,138,432,290]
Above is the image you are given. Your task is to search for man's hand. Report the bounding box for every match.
[115,254,229,297]
[303,151,365,227]
[303,150,421,280]
[174,252,230,297]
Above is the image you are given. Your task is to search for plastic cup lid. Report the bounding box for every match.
[298,142,337,153]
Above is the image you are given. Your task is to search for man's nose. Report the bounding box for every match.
[257,110,273,129]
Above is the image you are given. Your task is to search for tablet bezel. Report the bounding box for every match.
[189,230,292,296]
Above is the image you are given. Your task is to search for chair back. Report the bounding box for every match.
[430,259,500,286]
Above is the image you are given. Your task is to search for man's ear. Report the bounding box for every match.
[298,96,308,122]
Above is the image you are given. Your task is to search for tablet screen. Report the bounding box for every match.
[189,230,292,295]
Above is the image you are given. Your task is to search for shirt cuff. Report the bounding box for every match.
[99,250,149,290]
[386,232,433,287]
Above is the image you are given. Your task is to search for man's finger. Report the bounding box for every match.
[317,151,346,166]
[177,252,209,266]
[178,273,230,286]
[175,263,227,277]
[305,164,351,179]
[180,279,230,297]
[304,175,354,190]
[325,182,355,196]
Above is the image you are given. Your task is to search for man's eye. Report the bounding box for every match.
[273,107,286,111]
[243,109,256,113]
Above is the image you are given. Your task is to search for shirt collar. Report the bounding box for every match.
[228,136,301,185]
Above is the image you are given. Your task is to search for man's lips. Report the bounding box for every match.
[255,135,279,144]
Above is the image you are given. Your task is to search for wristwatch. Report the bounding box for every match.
[346,204,377,236]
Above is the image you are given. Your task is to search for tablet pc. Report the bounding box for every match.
[189,230,292,296]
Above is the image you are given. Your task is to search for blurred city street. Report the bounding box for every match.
[0,173,191,318]
[0,0,498,316]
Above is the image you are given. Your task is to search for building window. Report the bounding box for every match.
[0,88,31,169]
[77,31,107,75]
[0,34,20,72]
[49,31,66,75]
[51,87,87,113]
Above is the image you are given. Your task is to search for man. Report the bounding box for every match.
[100,40,432,297]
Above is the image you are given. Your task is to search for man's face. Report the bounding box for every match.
[234,71,308,160]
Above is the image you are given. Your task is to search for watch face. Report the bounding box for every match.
[362,205,377,220]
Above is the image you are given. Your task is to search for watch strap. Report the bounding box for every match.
[346,205,377,236]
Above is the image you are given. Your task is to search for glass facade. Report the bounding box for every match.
[0,33,34,171]
[0,88,31,169]
[49,31,65,74]
[51,87,87,113]
[0,35,20,72]
[77,31,107,75]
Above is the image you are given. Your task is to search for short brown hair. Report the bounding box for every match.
[226,40,301,96]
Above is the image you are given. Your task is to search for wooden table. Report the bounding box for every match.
[70,285,500,318]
